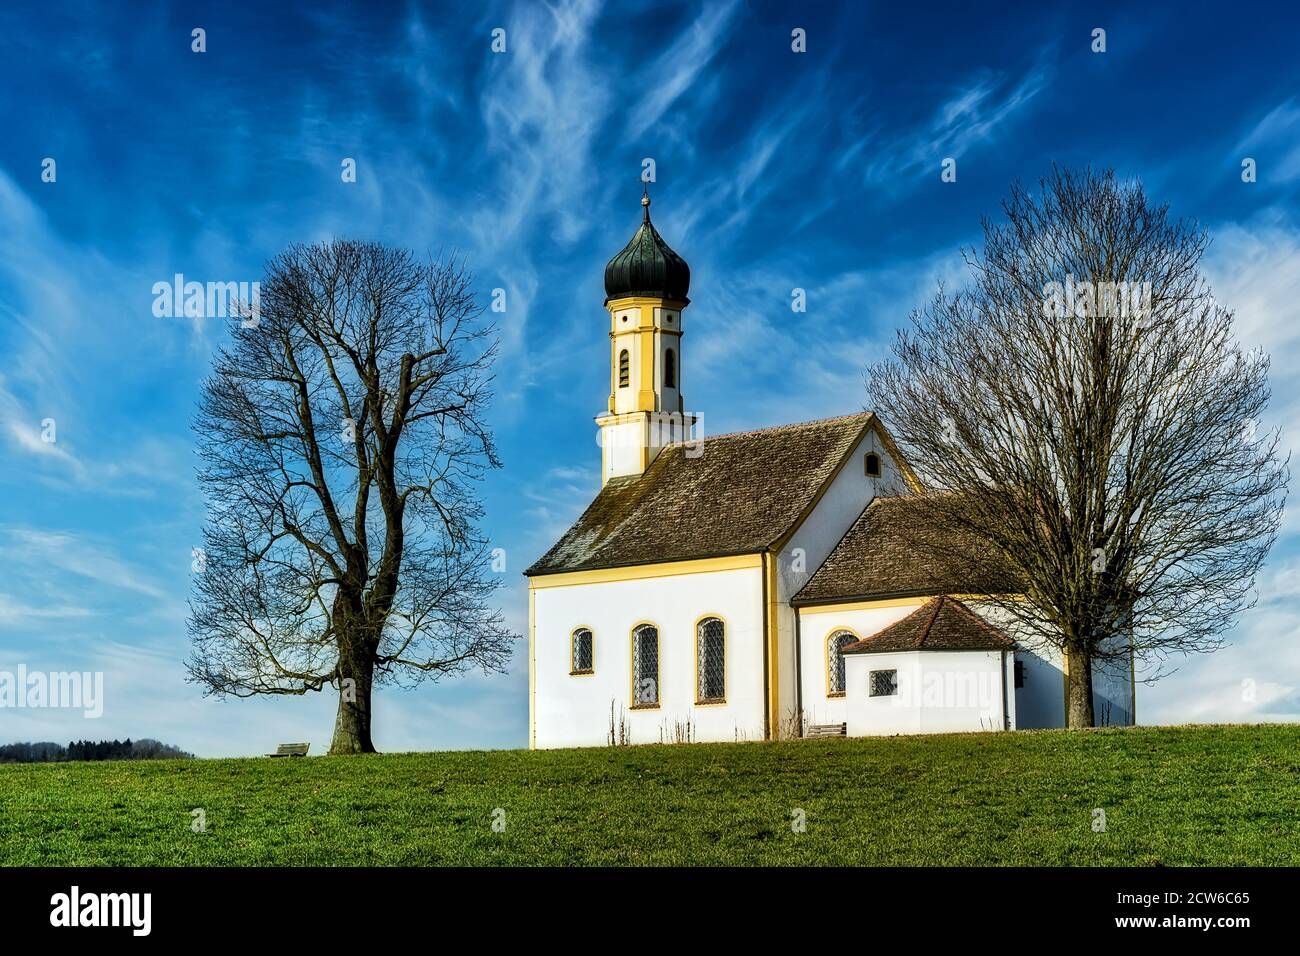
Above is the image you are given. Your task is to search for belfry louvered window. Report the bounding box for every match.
[828,631,857,696]
[632,624,659,707]
[696,617,725,702]
[618,349,630,387]
[664,348,677,388]
[571,628,593,674]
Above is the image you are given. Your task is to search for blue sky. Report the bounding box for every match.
[1,0,1298,756]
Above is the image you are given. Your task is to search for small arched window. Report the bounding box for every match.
[664,348,676,388]
[827,631,857,696]
[696,617,725,703]
[632,624,659,708]
[618,349,630,388]
[571,628,593,675]
[864,452,881,477]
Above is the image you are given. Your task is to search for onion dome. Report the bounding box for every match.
[603,188,690,304]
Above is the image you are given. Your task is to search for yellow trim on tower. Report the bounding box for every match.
[637,319,656,411]
[528,552,763,589]
[605,295,688,314]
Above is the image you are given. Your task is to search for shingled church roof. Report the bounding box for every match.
[793,494,1019,605]
[525,413,874,576]
[841,595,1015,654]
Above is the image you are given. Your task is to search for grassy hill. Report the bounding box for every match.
[2,724,1297,866]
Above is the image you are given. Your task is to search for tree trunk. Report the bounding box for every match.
[1066,643,1094,729]
[329,650,376,754]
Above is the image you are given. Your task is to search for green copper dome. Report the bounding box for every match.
[603,190,690,305]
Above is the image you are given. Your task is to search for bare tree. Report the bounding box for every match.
[867,167,1288,727]
[187,239,515,753]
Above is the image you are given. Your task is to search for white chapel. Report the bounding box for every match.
[524,192,1135,749]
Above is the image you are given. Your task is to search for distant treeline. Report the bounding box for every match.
[0,739,195,763]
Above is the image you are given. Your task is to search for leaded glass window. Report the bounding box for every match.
[696,617,725,702]
[571,628,593,674]
[828,631,856,696]
[869,668,898,697]
[632,624,659,707]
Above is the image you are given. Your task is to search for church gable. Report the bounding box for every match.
[525,413,874,576]
[793,495,1019,605]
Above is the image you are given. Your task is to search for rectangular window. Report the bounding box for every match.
[869,669,898,697]
[1014,659,1025,689]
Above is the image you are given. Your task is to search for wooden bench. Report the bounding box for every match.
[267,742,310,758]
[805,723,846,738]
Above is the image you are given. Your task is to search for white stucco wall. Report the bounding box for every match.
[1011,634,1066,729]
[795,602,921,729]
[531,563,766,748]
[981,606,1134,728]
[797,599,1117,734]
[777,428,909,733]
[844,649,1014,736]
[598,417,643,482]
[972,604,1064,730]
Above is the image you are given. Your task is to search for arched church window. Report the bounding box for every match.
[827,631,857,696]
[696,617,725,703]
[571,628,594,675]
[664,348,676,388]
[619,349,630,388]
[864,452,881,477]
[632,624,659,707]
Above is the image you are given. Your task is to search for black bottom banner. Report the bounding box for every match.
[0,865,1281,941]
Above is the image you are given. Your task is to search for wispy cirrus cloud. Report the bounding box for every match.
[3,528,170,602]
[624,0,742,140]
[857,62,1052,192]
[475,0,610,247]
[1232,98,1300,184]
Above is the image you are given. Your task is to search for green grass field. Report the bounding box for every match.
[2,724,1297,866]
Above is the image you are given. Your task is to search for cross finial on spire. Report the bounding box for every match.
[641,183,651,222]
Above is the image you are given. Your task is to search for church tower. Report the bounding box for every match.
[597,189,696,485]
